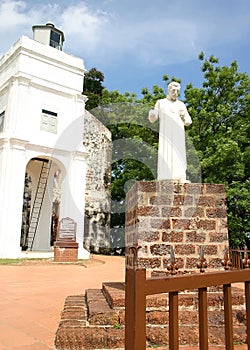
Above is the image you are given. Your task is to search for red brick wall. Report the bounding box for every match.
[54,243,78,262]
[125,181,229,276]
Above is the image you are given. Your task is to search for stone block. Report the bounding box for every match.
[126,181,230,274]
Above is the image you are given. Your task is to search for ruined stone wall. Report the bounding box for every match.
[83,110,112,253]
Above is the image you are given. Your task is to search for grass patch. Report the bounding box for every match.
[0,258,45,265]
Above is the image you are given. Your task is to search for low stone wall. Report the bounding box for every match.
[125,181,229,276]
[54,282,247,349]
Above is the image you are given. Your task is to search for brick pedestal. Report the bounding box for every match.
[54,241,79,262]
[125,181,229,276]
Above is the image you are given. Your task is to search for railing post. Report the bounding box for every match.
[223,284,234,350]
[245,281,250,349]
[198,287,208,350]
[169,291,179,350]
[125,268,146,350]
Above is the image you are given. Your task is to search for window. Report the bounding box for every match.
[0,111,5,132]
[40,109,58,134]
[50,30,62,50]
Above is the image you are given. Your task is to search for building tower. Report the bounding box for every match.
[0,23,89,258]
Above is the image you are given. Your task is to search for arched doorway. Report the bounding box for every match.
[20,157,64,251]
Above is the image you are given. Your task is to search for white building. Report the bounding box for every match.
[0,23,90,259]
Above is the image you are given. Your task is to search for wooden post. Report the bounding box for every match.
[125,268,146,350]
[223,284,234,350]
[169,291,179,350]
[198,287,208,350]
[245,281,250,349]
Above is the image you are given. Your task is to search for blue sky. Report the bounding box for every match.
[0,0,250,97]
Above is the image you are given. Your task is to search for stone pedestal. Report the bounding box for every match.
[54,241,79,262]
[54,217,79,262]
[125,181,229,277]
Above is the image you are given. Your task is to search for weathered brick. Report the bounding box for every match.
[209,232,228,242]
[151,219,171,229]
[138,257,161,269]
[159,181,175,193]
[173,195,185,205]
[147,310,169,324]
[197,219,216,230]
[146,294,168,307]
[203,245,218,255]
[184,207,205,218]
[172,219,190,230]
[146,326,168,345]
[186,183,203,195]
[139,231,160,242]
[206,208,227,218]
[89,310,119,325]
[162,206,182,217]
[161,219,171,229]
[106,328,125,348]
[102,282,125,308]
[179,310,198,323]
[175,244,196,255]
[150,244,171,256]
[138,181,157,192]
[198,196,216,208]
[138,206,160,216]
[162,231,184,242]
[150,195,172,205]
[186,230,206,243]
[60,310,85,320]
[183,195,194,205]
[205,184,225,194]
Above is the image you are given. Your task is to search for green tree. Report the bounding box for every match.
[185,53,250,247]
[83,67,105,110]
[92,94,160,251]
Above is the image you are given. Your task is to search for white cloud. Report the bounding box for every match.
[0,0,249,71]
[0,1,27,28]
[59,3,111,53]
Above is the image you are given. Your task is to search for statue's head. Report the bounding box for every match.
[168,81,180,101]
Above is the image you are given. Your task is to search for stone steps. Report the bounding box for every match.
[54,283,247,349]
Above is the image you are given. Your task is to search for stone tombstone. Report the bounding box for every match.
[57,217,77,242]
[54,217,78,262]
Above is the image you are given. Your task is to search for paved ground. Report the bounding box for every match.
[0,255,247,350]
[0,255,125,350]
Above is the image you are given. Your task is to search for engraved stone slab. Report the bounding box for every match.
[57,217,77,242]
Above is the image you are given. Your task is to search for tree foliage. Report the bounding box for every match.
[185,53,250,247]
[83,67,105,110]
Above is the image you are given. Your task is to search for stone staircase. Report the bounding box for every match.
[54,282,247,349]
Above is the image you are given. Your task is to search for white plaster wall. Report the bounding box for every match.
[0,139,27,258]
[0,36,85,94]
[0,34,89,258]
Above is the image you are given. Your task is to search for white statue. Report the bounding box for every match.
[148,81,192,182]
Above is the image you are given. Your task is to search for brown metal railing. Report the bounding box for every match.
[125,267,250,350]
[231,248,250,269]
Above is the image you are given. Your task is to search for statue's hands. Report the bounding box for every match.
[148,109,158,123]
[179,110,185,122]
